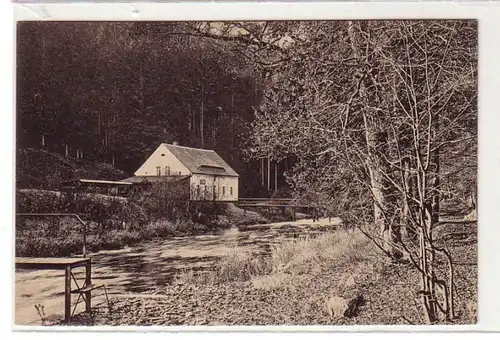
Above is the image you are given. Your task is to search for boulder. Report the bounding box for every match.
[325,293,365,319]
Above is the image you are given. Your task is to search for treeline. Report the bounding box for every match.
[16,22,270,196]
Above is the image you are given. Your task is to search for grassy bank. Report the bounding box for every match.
[179,228,383,288]
[172,225,477,325]
[48,221,477,326]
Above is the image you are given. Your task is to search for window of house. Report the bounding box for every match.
[156,166,161,176]
[165,166,170,176]
[196,185,200,197]
[222,187,225,196]
[200,179,206,185]
[230,187,233,195]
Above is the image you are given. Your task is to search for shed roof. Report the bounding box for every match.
[61,179,133,187]
[163,144,239,177]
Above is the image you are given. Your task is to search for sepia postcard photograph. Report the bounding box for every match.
[13,16,478,328]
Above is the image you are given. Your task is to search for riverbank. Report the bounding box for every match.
[16,220,476,326]
[15,218,339,325]
[62,222,477,326]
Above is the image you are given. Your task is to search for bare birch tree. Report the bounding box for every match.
[246,20,477,323]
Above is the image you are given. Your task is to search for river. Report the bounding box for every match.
[15,218,341,326]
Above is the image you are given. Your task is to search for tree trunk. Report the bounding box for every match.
[431,110,440,225]
[367,127,391,250]
[401,156,411,241]
[200,83,204,148]
[267,156,271,192]
[275,160,278,192]
[212,122,216,145]
[231,92,235,149]
[347,21,391,250]
[261,158,265,188]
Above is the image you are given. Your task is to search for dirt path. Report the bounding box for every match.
[15,218,341,325]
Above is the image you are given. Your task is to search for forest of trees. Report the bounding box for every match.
[16,22,279,196]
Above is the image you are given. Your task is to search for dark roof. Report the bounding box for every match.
[163,144,239,177]
[122,175,190,184]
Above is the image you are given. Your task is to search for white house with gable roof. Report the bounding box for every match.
[125,143,239,202]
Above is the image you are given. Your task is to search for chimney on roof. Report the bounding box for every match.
[172,141,179,146]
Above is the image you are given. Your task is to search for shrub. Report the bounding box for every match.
[15,187,236,257]
[15,217,84,257]
[16,189,148,232]
[16,189,72,213]
[132,182,189,220]
[101,230,142,249]
[140,219,180,239]
[216,251,272,282]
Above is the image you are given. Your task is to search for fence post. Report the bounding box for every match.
[74,214,87,258]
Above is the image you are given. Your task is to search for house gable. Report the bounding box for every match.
[134,144,191,177]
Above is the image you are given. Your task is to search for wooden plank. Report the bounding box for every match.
[71,284,103,294]
[15,257,90,270]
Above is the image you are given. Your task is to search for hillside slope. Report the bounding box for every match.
[16,148,127,190]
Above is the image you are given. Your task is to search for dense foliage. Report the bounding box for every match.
[16,22,266,195]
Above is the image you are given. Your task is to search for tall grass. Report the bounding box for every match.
[269,228,380,274]
[178,228,383,288]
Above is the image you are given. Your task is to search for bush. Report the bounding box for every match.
[16,189,148,232]
[16,217,84,257]
[140,219,181,239]
[259,206,296,223]
[132,182,189,220]
[16,189,73,213]
[101,230,142,249]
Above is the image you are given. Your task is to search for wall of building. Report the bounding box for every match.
[134,144,190,177]
[190,174,239,201]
